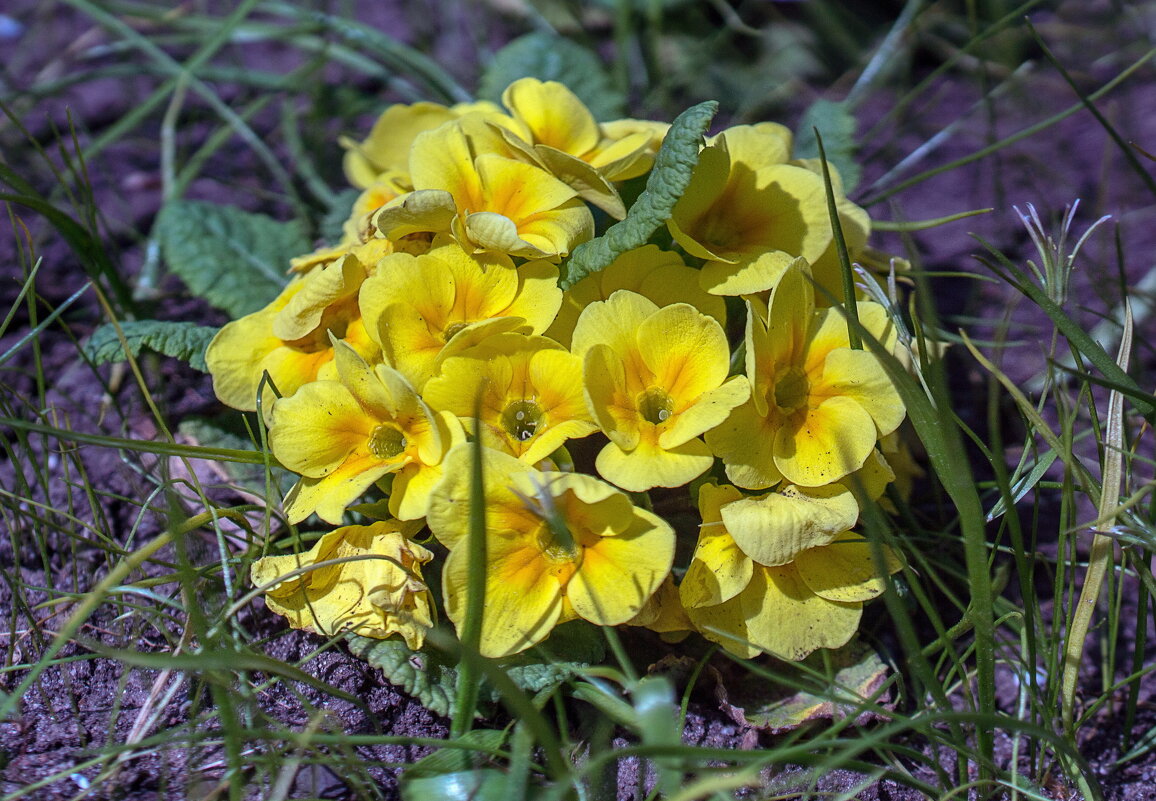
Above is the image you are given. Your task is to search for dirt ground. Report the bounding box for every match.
[3,1,1156,799]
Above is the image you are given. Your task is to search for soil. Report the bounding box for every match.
[2,1,1156,799]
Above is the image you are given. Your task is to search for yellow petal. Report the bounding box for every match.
[371,189,457,240]
[721,482,859,567]
[659,376,750,450]
[442,537,563,658]
[502,77,600,156]
[687,563,862,661]
[595,436,713,492]
[270,380,373,478]
[283,450,394,525]
[271,254,366,341]
[583,344,641,452]
[774,395,878,486]
[794,538,904,603]
[704,399,783,490]
[568,507,674,625]
[534,144,627,219]
[637,303,730,407]
[818,348,905,437]
[680,484,752,607]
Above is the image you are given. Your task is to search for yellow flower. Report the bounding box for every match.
[666,124,869,298]
[250,519,434,649]
[370,115,594,260]
[340,99,507,189]
[680,483,900,660]
[270,341,464,524]
[422,333,597,465]
[205,247,381,412]
[494,78,660,218]
[545,245,726,349]
[571,291,749,492]
[428,445,675,658]
[706,261,904,488]
[359,238,562,391]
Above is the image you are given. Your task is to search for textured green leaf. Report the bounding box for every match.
[717,640,891,733]
[562,100,718,289]
[156,200,307,318]
[347,634,460,718]
[177,416,295,497]
[793,99,861,193]
[84,320,217,372]
[478,33,624,121]
[350,622,607,716]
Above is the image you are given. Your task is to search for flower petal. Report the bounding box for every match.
[568,507,674,625]
[721,482,859,566]
[774,395,878,486]
[794,538,904,603]
[681,484,752,607]
[595,436,713,492]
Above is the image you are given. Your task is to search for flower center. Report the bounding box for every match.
[773,367,809,413]
[368,424,407,460]
[637,387,674,425]
[443,321,472,342]
[501,399,544,442]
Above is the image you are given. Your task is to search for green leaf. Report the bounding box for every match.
[717,640,891,733]
[401,770,509,801]
[793,99,861,193]
[156,199,307,318]
[562,100,718,289]
[478,33,624,121]
[351,622,607,716]
[177,415,295,497]
[347,634,461,718]
[84,320,217,372]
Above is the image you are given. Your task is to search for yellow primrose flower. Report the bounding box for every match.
[571,291,750,492]
[427,445,675,658]
[340,99,507,189]
[370,115,594,260]
[359,238,562,391]
[706,261,904,488]
[270,341,464,524]
[494,78,661,218]
[666,124,868,298]
[250,519,434,649]
[422,333,597,465]
[545,245,726,349]
[205,247,381,412]
[680,483,900,661]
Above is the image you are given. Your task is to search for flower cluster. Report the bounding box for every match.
[213,78,910,661]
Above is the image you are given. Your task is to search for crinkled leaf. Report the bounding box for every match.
[348,634,460,718]
[562,100,717,289]
[716,640,891,733]
[178,415,295,498]
[320,188,360,244]
[404,730,508,780]
[84,320,217,372]
[401,770,509,801]
[793,99,861,193]
[350,622,606,716]
[156,199,306,318]
[478,33,624,121]
[503,621,607,696]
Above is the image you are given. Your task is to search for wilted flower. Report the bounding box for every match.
[251,519,435,649]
